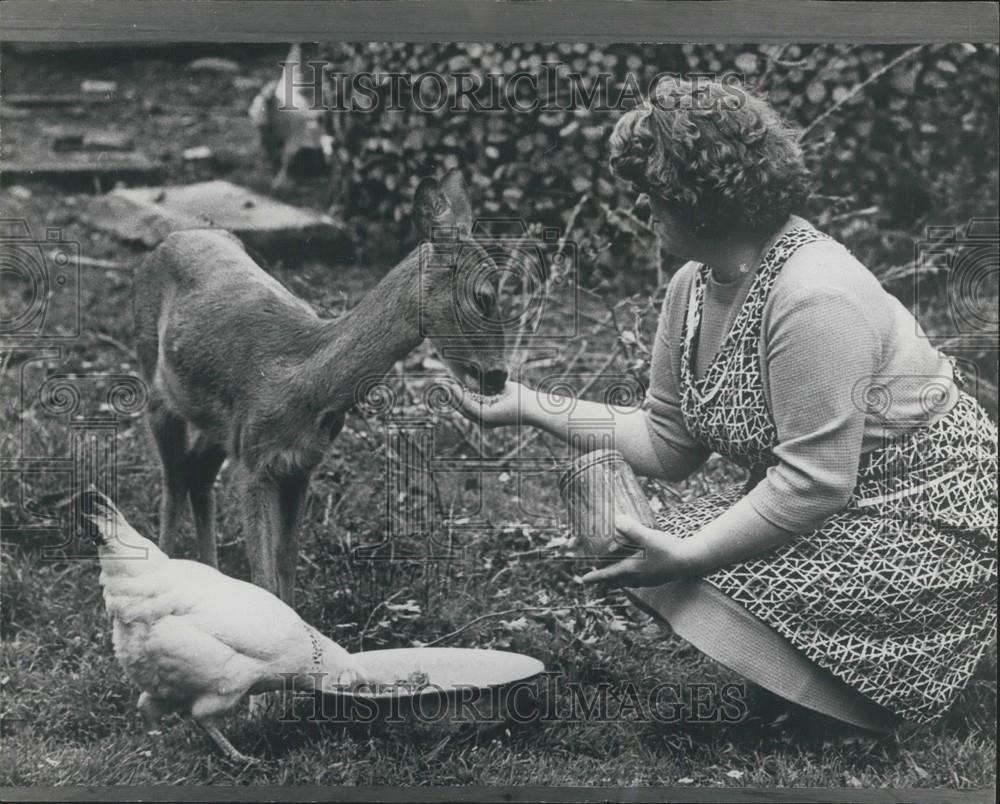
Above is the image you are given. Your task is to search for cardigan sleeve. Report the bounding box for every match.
[644,267,711,481]
[744,284,882,532]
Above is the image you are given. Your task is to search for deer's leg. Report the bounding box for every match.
[149,403,188,556]
[235,463,310,605]
[238,466,283,597]
[276,472,311,607]
[236,466,293,721]
[186,435,227,568]
[271,140,297,191]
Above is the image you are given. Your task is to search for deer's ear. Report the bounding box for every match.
[438,169,473,235]
[413,176,451,241]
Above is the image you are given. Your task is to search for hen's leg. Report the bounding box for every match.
[137,691,167,731]
[197,718,258,765]
[149,402,188,556]
[191,694,258,764]
[186,434,227,568]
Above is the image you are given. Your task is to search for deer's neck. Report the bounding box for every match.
[300,247,425,410]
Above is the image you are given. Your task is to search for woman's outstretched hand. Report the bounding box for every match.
[454,380,529,428]
[581,514,689,588]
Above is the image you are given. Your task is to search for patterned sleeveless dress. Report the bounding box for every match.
[656,227,998,723]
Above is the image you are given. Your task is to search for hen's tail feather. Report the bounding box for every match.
[78,488,118,546]
[77,488,154,556]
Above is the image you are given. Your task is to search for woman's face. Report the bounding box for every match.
[647,193,699,256]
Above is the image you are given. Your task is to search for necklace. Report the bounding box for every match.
[711,222,790,283]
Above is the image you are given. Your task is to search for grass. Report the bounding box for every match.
[1,45,997,790]
[2,544,994,788]
[1,547,996,788]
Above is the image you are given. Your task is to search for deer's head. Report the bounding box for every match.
[412,170,508,397]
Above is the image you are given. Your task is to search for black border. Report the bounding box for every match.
[1,0,998,44]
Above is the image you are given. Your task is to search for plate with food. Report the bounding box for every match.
[335,647,545,699]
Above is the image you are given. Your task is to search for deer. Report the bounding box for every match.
[133,169,508,605]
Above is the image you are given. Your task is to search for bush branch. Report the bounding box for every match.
[798,45,925,142]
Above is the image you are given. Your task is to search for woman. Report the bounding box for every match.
[460,77,997,726]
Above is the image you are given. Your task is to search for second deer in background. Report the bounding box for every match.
[133,169,508,604]
[249,43,334,191]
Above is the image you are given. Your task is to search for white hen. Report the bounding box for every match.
[83,491,372,763]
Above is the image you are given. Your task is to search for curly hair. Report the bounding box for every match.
[609,77,812,238]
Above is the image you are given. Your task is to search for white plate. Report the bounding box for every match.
[335,647,545,699]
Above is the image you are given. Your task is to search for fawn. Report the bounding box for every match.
[133,170,508,603]
[248,43,333,192]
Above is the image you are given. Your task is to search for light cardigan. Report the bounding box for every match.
[644,230,961,533]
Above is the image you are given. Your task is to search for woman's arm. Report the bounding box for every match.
[581,498,792,586]
[583,268,884,587]
[457,381,685,479]
[526,387,674,479]
[458,265,710,481]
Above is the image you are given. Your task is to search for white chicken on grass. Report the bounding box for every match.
[82,490,375,764]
